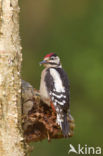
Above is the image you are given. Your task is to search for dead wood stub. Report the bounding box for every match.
[23,99,74,142]
[22,80,75,143]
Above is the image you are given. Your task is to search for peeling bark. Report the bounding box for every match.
[0,0,26,156]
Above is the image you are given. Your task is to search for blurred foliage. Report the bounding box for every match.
[19,0,103,156]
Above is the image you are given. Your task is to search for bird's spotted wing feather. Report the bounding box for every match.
[45,67,70,110]
[45,67,70,136]
[45,68,70,136]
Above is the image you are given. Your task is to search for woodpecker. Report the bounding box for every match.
[40,53,71,137]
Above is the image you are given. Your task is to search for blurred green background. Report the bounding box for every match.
[20,0,103,156]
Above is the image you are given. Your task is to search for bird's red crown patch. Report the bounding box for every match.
[44,53,55,59]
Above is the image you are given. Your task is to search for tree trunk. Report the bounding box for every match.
[0,0,26,155]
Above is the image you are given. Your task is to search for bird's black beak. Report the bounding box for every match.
[40,60,47,65]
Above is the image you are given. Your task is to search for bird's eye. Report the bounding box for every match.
[50,57,54,60]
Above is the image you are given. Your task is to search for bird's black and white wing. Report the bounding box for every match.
[45,67,70,136]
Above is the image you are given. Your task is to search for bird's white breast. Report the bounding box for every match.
[40,68,50,105]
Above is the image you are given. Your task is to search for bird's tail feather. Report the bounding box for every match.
[56,110,69,137]
[61,112,69,137]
